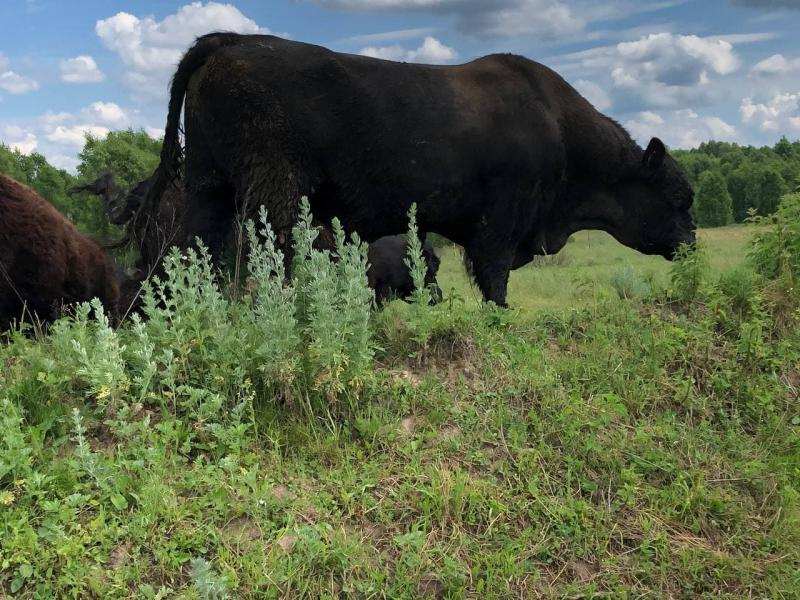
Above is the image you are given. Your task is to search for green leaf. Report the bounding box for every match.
[11,577,24,593]
[110,493,129,511]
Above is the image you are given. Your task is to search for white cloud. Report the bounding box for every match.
[145,126,164,139]
[1,100,163,172]
[625,108,736,148]
[39,112,74,126]
[60,55,105,83]
[750,53,800,76]
[574,79,612,110]
[741,92,800,132]
[96,2,268,98]
[46,124,111,147]
[0,52,39,95]
[474,0,584,39]
[1,125,38,154]
[555,32,744,110]
[0,70,39,95]
[81,101,130,126]
[613,33,738,86]
[341,27,436,45]
[48,154,80,172]
[359,36,457,63]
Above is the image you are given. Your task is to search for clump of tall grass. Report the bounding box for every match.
[610,264,653,300]
[33,198,377,423]
[288,201,374,398]
[669,242,710,304]
[375,204,479,361]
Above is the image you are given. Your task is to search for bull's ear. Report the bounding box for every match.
[643,137,666,170]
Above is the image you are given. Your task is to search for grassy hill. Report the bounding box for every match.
[1,215,798,598]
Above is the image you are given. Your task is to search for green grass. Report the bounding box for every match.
[1,223,799,598]
[437,225,761,312]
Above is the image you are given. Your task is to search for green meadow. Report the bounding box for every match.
[437,225,760,312]
[1,212,798,598]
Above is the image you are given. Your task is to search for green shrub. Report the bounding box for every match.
[670,242,710,303]
[749,192,800,282]
[716,267,761,319]
[610,265,653,300]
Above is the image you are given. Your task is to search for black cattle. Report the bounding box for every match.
[145,32,695,306]
[72,172,186,278]
[367,235,441,305]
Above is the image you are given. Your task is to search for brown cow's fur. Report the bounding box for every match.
[0,174,120,329]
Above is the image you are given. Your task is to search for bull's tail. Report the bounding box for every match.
[141,32,247,228]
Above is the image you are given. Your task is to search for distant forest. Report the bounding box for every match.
[674,137,800,227]
[1,131,799,235]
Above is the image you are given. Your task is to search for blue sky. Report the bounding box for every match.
[1,0,799,171]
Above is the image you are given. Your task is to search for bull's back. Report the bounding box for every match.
[193,38,567,164]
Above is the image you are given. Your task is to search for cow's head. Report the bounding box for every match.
[69,172,151,226]
[606,138,696,259]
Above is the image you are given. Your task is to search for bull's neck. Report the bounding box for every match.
[559,108,641,185]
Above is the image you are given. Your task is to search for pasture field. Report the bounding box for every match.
[436,225,760,312]
[1,221,799,598]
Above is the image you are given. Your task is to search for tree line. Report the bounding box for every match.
[0,129,160,240]
[673,137,800,228]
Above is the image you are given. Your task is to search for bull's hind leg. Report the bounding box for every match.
[182,105,236,264]
[232,154,316,270]
[185,176,234,261]
[184,143,235,263]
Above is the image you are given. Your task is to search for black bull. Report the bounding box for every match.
[145,32,695,306]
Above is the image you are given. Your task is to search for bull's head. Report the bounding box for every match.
[606,138,696,259]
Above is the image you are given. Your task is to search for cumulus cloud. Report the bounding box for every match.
[750,53,800,76]
[81,101,130,126]
[0,100,154,171]
[1,125,38,154]
[48,154,80,172]
[359,36,458,63]
[574,79,612,110]
[613,34,738,87]
[60,55,105,83]
[46,124,111,147]
[625,109,737,148]
[556,32,744,110]
[95,2,267,97]
[465,0,585,39]
[741,92,800,132]
[0,54,39,95]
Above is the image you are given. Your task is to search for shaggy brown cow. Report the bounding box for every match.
[0,174,120,329]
